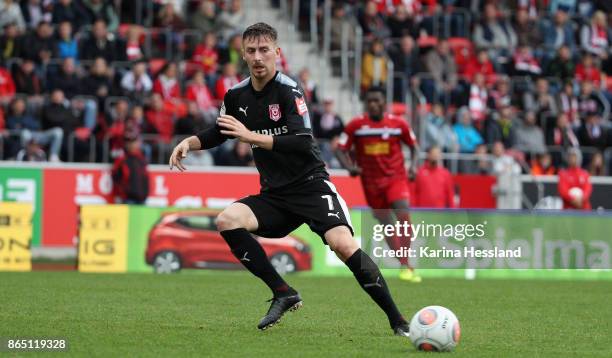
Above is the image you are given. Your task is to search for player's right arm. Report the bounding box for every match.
[334,119,361,177]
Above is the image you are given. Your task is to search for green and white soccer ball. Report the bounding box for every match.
[409,306,461,352]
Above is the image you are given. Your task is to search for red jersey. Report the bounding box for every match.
[558,167,592,210]
[338,113,416,185]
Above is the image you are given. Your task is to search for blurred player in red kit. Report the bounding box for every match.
[558,148,592,210]
[336,86,421,282]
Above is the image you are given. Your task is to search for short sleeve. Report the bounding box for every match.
[337,119,358,151]
[399,119,417,147]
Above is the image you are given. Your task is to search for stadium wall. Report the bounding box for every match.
[0,163,496,247]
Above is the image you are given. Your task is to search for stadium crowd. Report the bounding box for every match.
[0,0,611,177]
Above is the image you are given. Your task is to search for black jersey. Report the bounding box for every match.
[197,71,328,191]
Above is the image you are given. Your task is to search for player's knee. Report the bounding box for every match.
[327,229,359,261]
[215,210,243,231]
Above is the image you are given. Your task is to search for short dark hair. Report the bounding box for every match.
[242,22,278,43]
[365,86,386,98]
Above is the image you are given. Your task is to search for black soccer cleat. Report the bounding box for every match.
[393,321,410,338]
[257,294,303,330]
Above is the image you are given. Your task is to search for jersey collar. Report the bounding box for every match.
[250,71,279,96]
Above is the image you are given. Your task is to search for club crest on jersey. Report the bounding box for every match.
[269,104,282,121]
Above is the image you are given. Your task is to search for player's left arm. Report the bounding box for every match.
[271,87,314,153]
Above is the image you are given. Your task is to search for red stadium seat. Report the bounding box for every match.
[149,58,166,76]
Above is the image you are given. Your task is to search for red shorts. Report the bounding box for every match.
[362,178,411,209]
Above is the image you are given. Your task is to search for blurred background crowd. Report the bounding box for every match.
[0,0,610,177]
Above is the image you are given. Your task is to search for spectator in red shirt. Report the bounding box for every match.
[414,146,455,208]
[191,32,219,77]
[124,25,144,61]
[215,62,240,100]
[145,93,175,144]
[531,152,556,176]
[575,53,602,87]
[153,61,186,117]
[185,70,218,124]
[0,66,16,104]
[558,148,592,210]
[112,134,150,204]
[463,49,496,85]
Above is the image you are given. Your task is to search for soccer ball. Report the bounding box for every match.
[409,306,461,352]
[568,187,584,202]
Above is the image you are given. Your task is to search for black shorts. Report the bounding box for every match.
[237,178,354,243]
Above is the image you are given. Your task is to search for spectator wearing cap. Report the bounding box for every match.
[558,148,592,210]
[7,97,62,161]
[0,0,26,33]
[56,21,78,60]
[414,146,456,208]
[111,134,150,204]
[0,22,22,61]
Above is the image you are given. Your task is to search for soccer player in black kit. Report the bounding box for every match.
[169,22,410,336]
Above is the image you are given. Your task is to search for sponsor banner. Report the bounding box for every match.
[76,205,612,280]
[362,210,612,270]
[0,164,495,247]
[78,205,129,273]
[0,203,33,271]
[0,168,42,246]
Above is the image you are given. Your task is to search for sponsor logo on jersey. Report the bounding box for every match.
[364,142,390,155]
[269,104,282,121]
[295,97,308,116]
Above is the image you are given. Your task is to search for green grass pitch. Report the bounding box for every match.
[1,271,611,357]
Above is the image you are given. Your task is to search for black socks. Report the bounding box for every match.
[345,249,405,328]
[220,228,297,297]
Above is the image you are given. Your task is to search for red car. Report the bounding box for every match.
[145,211,312,274]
